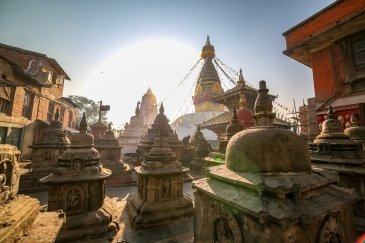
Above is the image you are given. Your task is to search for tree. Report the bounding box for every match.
[68,95,109,126]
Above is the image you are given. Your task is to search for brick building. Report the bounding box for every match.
[0,43,78,159]
[283,0,365,137]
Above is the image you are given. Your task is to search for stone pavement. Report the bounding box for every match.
[26,182,195,243]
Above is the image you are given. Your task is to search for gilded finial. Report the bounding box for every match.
[206,35,210,45]
[237,69,245,86]
[79,113,88,134]
[54,108,60,121]
[159,103,164,114]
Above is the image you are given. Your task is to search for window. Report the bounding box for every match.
[47,102,55,121]
[56,75,64,85]
[68,110,73,127]
[60,107,65,122]
[22,90,34,119]
[346,31,365,91]
[0,85,14,116]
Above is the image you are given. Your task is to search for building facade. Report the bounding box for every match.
[0,43,78,159]
[283,0,365,134]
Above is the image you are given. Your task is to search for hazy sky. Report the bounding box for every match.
[0,0,335,127]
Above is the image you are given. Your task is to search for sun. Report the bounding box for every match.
[83,39,200,127]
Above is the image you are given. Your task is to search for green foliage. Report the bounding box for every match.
[68,95,108,125]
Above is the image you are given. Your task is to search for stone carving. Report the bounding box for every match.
[66,189,82,213]
[161,178,171,199]
[24,59,43,76]
[318,217,345,243]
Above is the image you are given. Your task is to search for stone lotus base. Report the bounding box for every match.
[0,195,64,243]
[55,197,120,243]
[126,193,193,229]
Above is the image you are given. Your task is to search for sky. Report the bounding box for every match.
[0,0,335,128]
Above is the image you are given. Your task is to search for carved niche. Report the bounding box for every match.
[161,178,171,200]
[62,185,86,215]
[318,216,345,243]
[0,153,20,201]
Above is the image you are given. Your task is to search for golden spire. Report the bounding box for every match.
[201,35,215,59]
[237,69,247,109]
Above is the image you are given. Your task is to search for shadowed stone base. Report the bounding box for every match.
[105,167,135,187]
[0,195,64,243]
[19,171,50,193]
[126,193,193,229]
[55,197,120,242]
[190,158,207,173]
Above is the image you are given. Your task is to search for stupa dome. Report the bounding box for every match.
[225,80,311,173]
[344,113,365,140]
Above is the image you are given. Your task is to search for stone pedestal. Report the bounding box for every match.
[0,144,64,243]
[40,113,119,242]
[127,137,193,229]
[21,110,70,192]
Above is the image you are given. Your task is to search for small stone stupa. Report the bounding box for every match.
[190,135,211,173]
[21,109,71,192]
[40,113,119,242]
[118,101,148,159]
[193,80,357,242]
[95,122,131,186]
[0,144,64,242]
[138,103,184,160]
[344,113,365,150]
[309,107,365,234]
[127,135,193,229]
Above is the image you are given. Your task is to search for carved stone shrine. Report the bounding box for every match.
[127,135,193,229]
[193,81,358,243]
[40,113,119,242]
[95,122,132,186]
[22,109,70,192]
[138,103,184,160]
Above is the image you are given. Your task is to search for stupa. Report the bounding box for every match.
[95,122,131,186]
[309,107,365,234]
[138,103,184,160]
[40,113,119,242]
[171,36,225,142]
[140,87,158,127]
[21,109,70,192]
[193,81,357,242]
[127,135,193,229]
[0,144,64,242]
[344,113,365,150]
[118,101,148,160]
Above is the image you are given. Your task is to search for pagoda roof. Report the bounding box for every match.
[200,111,291,130]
